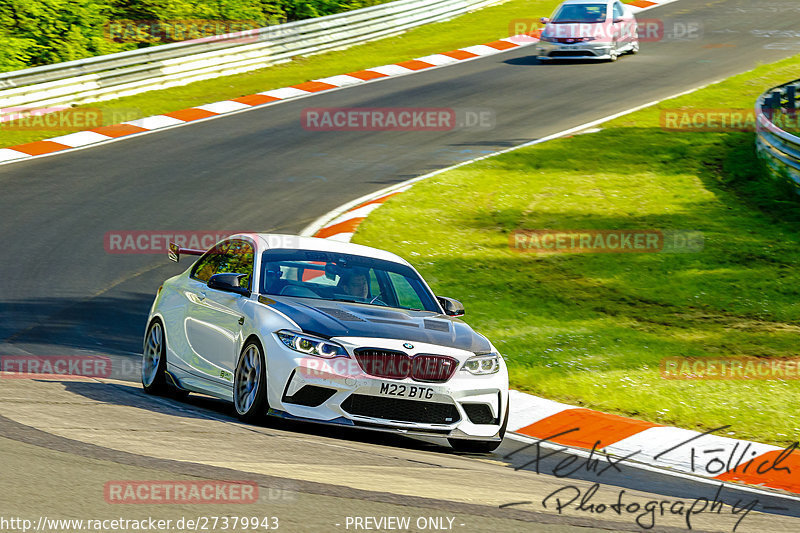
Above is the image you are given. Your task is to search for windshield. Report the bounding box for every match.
[259,249,440,312]
[552,3,607,23]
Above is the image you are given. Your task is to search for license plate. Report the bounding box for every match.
[378,382,435,400]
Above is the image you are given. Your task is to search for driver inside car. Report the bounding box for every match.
[337,270,369,299]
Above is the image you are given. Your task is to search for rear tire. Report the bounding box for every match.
[234,339,268,422]
[449,401,509,453]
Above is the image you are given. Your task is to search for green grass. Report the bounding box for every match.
[0,0,564,148]
[353,54,800,447]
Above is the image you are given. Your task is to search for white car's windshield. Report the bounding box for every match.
[552,4,607,23]
[260,249,440,312]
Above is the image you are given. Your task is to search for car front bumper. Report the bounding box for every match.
[537,40,616,60]
[264,334,509,441]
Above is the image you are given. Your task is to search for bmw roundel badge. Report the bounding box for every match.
[403,343,414,350]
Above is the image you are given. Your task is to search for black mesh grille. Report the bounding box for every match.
[283,385,336,407]
[341,394,460,424]
[463,403,497,425]
[551,50,595,57]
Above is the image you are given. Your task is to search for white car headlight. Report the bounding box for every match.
[276,330,348,358]
[461,352,501,375]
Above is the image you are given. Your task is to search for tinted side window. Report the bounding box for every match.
[216,239,255,289]
[191,242,230,283]
[613,2,624,19]
[387,272,427,310]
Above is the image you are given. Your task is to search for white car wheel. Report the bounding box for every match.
[234,341,268,421]
[142,320,167,394]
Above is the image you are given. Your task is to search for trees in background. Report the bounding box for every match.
[0,0,391,72]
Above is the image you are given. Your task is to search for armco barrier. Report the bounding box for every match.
[0,0,499,122]
[755,78,800,191]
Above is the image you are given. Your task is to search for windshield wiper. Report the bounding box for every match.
[330,297,363,304]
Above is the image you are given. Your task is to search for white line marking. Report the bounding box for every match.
[48,131,111,147]
[124,115,184,129]
[260,87,310,99]
[196,101,252,114]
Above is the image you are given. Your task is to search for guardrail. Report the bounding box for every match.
[0,0,498,122]
[755,79,800,191]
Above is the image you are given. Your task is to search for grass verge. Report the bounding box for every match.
[353,53,800,447]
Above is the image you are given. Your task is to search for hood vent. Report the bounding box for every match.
[423,319,450,332]
[316,307,366,322]
[369,318,419,328]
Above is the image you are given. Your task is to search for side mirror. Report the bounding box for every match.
[540,17,550,24]
[437,296,465,317]
[208,273,251,297]
[613,17,624,23]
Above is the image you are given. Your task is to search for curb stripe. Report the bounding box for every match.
[352,191,404,211]
[442,50,478,60]
[91,124,148,137]
[515,408,661,449]
[164,108,218,122]
[716,450,800,493]
[232,94,279,106]
[346,70,389,81]
[13,141,72,156]
[395,59,436,71]
[315,217,366,239]
[292,81,339,92]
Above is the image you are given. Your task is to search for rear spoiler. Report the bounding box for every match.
[168,242,205,262]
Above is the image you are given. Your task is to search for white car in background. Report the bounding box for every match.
[537,0,639,61]
[142,234,510,452]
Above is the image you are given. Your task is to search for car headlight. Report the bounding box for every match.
[276,330,348,358]
[461,353,501,375]
[540,35,555,42]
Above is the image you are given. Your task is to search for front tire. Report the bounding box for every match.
[234,340,268,422]
[449,401,509,453]
[142,320,168,395]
